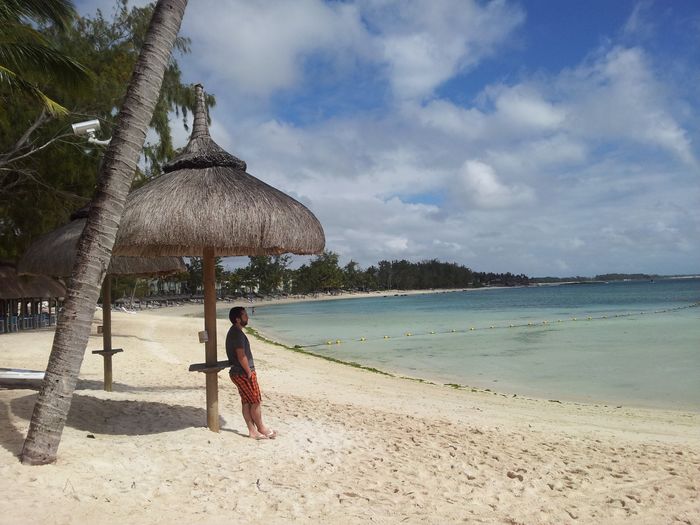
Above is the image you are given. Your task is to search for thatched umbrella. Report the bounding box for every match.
[0,262,66,333]
[17,208,186,390]
[113,84,325,432]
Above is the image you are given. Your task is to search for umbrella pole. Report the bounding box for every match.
[102,278,114,391]
[203,248,219,432]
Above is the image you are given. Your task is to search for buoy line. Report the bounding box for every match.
[299,302,699,348]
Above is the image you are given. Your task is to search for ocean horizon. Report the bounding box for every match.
[219,278,700,412]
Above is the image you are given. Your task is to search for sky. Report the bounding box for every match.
[75,0,700,277]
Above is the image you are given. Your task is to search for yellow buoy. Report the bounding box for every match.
[383,335,390,339]
[336,339,341,344]
[360,337,366,341]
[405,332,412,336]
[326,341,332,345]
[469,327,475,331]
[430,331,435,334]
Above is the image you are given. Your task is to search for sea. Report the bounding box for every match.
[220,278,700,411]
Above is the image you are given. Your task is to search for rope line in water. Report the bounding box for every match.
[299,302,700,348]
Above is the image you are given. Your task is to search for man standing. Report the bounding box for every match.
[226,306,276,440]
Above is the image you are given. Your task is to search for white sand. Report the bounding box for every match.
[1,303,698,524]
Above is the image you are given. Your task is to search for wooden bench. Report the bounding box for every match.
[189,360,231,373]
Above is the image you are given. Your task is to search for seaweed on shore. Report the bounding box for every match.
[244,326,394,376]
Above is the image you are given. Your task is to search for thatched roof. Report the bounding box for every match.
[17,208,186,278]
[112,84,325,258]
[0,262,66,299]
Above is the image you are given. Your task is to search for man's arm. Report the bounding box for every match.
[235,347,253,378]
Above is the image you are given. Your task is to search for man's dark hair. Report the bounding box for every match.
[229,306,246,324]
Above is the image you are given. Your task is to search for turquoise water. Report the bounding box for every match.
[220,279,700,411]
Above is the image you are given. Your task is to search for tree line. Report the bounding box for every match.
[166,251,530,300]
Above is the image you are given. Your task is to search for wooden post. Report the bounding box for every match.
[101,278,113,391]
[203,247,219,432]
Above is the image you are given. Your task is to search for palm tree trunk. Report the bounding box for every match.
[21,0,188,466]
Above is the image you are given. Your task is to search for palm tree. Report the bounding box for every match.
[20,0,189,465]
[0,0,91,115]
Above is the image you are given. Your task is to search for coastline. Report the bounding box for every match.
[139,287,477,317]
[0,306,698,523]
[143,294,700,413]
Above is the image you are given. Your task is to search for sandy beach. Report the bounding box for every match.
[0,302,698,524]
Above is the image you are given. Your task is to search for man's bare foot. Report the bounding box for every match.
[258,426,277,439]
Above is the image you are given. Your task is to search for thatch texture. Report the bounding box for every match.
[112,84,325,258]
[0,262,65,299]
[0,263,25,299]
[17,208,186,278]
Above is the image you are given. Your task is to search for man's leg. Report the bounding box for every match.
[241,403,267,439]
[250,403,275,437]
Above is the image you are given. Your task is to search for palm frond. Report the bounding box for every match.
[0,65,68,116]
[0,0,76,30]
[0,21,51,46]
[0,41,92,86]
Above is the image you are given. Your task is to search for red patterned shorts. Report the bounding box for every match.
[230,371,262,404]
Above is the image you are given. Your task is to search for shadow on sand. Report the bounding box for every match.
[75,378,202,394]
[1,392,227,457]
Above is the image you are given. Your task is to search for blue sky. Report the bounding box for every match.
[76,0,700,277]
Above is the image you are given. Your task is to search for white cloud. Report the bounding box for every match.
[385,236,409,252]
[486,134,587,176]
[182,0,370,96]
[622,1,655,39]
[489,85,566,130]
[408,99,486,139]
[560,47,695,165]
[457,160,535,209]
[364,0,525,101]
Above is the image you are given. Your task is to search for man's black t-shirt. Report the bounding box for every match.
[225,326,255,375]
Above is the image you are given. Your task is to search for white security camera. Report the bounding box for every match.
[72,119,110,146]
[71,119,101,137]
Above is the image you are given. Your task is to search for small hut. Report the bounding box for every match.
[0,262,66,334]
[17,208,186,390]
[113,84,325,431]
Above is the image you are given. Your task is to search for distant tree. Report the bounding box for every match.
[186,256,223,294]
[292,251,343,293]
[343,260,361,290]
[247,255,290,294]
